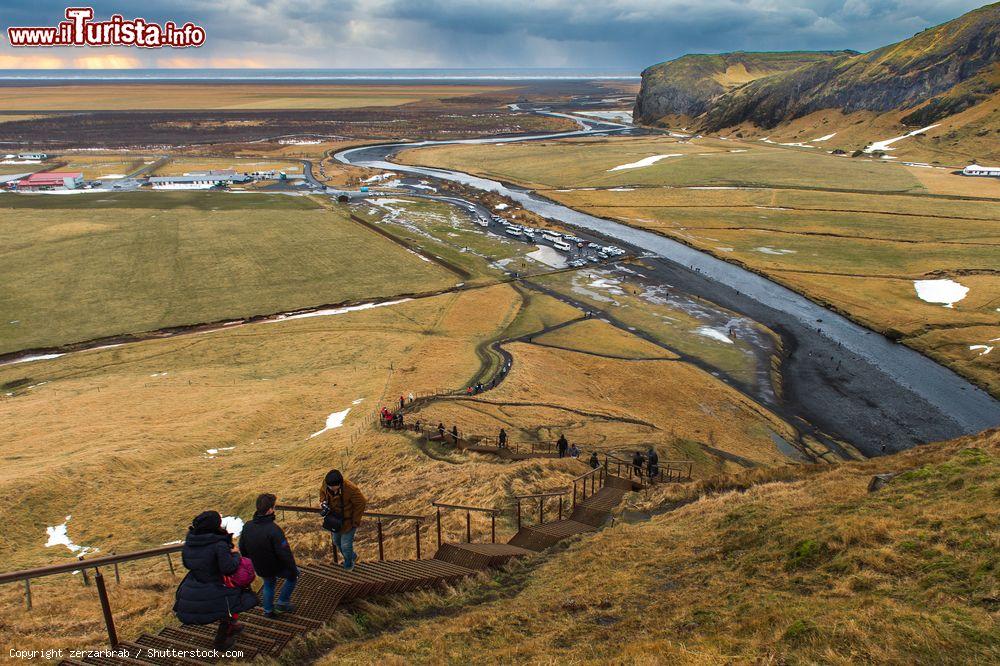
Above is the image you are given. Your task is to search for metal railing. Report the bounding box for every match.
[513,490,570,531]
[604,453,694,484]
[431,501,501,548]
[0,544,185,647]
[570,465,606,507]
[275,505,425,562]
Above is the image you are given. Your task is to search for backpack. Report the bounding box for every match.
[222,556,256,588]
[321,489,346,532]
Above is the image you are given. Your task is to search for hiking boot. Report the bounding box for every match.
[275,602,296,614]
[214,634,237,651]
[263,610,282,619]
[229,621,245,635]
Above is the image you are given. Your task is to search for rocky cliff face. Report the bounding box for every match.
[633,51,848,123]
[634,2,1000,132]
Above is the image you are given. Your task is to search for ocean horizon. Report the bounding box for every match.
[0,67,640,82]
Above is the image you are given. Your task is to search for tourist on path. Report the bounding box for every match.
[632,451,645,478]
[320,470,368,571]
[498,428,508,449]
[557,434,568,458]
[451,425,460,445]
[568,443,580,459]
[173,511,257,650]
[437,422,446,440]
[646,447,660,480]
[239,493,298,618]
[589,451,600,469]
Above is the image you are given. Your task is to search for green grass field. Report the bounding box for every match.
[0,192,457,354]
[400,136,929,192]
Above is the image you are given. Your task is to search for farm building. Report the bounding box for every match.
[148,170,250,190]
[9,172,83,190]
[962,164,1000,177]
[17,152,48,160]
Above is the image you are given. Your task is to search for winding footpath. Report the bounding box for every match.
[336,116,1000,456]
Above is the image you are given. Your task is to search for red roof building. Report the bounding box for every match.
[12,172,84,189]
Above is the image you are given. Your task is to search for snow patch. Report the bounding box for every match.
[526,245,567,268]
[755,247,796,255]
[45,515,97,557]
[274,298,410,322]
[970,345,993,357]
[9,352,64,365]
[607,187,635,192]
[494,203,509,210]
[913,279,968,308]
[866,124,939,153]
[608,154,682,171]
[811,133,837,142]
[221,516,244,538]
[697,327,735,344]
[310,408,351,438]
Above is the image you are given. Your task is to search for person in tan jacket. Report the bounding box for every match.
[320,469,367,570]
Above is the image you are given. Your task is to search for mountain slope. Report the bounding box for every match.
[633,51,851,122]
[700,2,1000,131]
[318,429,1000,665]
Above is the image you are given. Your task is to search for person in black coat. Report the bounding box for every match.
[498,428,508,449]
[174,511,257,650]
[239,494,298,618]
[589,451,600,469]
[632,451,645,479]
[557,434,568,458]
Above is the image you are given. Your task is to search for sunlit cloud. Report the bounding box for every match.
[72,54,143,69]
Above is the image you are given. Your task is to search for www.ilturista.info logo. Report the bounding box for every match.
[7,7,206,48]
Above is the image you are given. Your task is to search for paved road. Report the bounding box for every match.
[336,116,1000,456]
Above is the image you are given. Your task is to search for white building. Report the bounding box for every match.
[17,152,48,160]
[148,171,250,190]
[962,164,1000,177]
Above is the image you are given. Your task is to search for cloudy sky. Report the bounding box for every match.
[0,0,991,70]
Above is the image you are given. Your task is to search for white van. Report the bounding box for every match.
[542,231,562,242]
[552,240,572,252]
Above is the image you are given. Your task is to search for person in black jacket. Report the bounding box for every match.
[174,511,257,650]
[498,428,508,449]
[589,451,600,469]
[646,447,660,481]
[239,494,298,618]
[557,434,568,458]
[632,451,645,479]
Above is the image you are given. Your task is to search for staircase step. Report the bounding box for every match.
[507,520,596,551]
[158,626,262,660]
[280,567,351,621]
[433,542,533,569]
[134,634,217,664]
[172,624,279,657]
[113,642,205,666]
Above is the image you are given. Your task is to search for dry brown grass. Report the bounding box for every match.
[318,429,1000,665]
[0,85,511,112]
[532,318,679,360]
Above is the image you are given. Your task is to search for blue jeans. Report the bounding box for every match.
[261,574,296,613]
[332,528,357,569]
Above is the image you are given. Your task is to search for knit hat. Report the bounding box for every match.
[190,510,222,534]
[324,469,344,487]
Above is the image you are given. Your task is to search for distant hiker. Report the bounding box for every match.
[646,447,660,480]
[320,470,367,571]
[589,451,600,469]
[557,435,569,458]
[451,425,460,445]
[437,422,446,440]
[467,386,473,395]
[632,451,645,478]
[408,392,415,404]
[399,395,405,410]
[239,494,297,618]
[498,428,508,449]
[174,511,257,650]
[568,443,580,459]
[414,419,421,433]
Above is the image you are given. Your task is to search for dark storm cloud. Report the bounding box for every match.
[1,0,992,68]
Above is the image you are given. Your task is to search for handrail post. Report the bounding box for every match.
[112,553,120,584]
[573,481,577,508]
[80,558,90,586]
[377,519,384,561]
[415,520,422,560]
[24,579,32,610]
[166,552,175,577]
[436,507,442,549]
[558,495,563,521]
[94,569,118,647]
[538,497,544,526]
[466,510,472,543]
[491,513,496,544]
[516,500,522,531]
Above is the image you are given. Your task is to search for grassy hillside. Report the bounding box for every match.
[318,429,1000,664]
[634,51,850,122]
